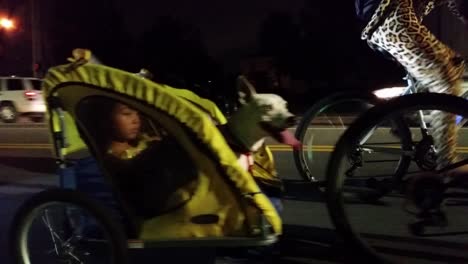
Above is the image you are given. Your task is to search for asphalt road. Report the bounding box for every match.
[0,124,467,263]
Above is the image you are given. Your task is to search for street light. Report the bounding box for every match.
[0,18,14,30]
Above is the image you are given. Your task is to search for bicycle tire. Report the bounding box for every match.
[294,91,412,189]
[326,93,468,263]
[9,188,129,264]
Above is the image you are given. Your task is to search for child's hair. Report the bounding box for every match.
[77,96,142,154]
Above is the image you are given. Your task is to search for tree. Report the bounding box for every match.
[258,12,301,56]
[46,0,133,70]
[298,1,404,90]
[137,16,222,98]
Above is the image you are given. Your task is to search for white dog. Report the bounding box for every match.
[135,66,299,172]
[219,76,300,171]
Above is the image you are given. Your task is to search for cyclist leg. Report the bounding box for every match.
[367,0,465,170]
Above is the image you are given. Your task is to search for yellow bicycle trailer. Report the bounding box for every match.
[9,51,281,264]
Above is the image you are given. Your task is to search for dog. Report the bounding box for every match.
[219,75,300,172]
[135,67,300,172]
[114,62,300,175]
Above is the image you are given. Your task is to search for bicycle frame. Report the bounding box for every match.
[359,74,431,157]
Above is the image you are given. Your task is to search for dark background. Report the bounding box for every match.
[1,0,467,113]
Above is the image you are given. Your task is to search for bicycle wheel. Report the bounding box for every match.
[326,93,468,263]
[294,92,378,183]
[294,92,412,193]
[10,188,129,264]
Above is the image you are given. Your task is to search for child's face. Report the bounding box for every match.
[111,103,141,141]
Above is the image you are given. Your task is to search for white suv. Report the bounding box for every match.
[0,76,45,123]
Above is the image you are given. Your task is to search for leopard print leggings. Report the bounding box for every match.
[368,0,465,169]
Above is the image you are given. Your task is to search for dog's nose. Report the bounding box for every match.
[286,116,298,127]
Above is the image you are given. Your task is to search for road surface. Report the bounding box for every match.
[0,123,467,263]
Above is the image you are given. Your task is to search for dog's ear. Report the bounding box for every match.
[237,75,257,104]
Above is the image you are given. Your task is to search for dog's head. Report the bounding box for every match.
[235,75,300,149]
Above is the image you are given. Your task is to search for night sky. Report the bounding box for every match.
[0,1,396,66]
[1,0,315,70]
[1,1,467,66]
[113,0,307,57]
[0,0,421,106]
[1,0,467,110]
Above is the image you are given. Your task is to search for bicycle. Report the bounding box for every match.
[326,93,468,263]
[9,56,280,264]
[293,68,468,201]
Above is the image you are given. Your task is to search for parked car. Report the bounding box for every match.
[0,76,45,123]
